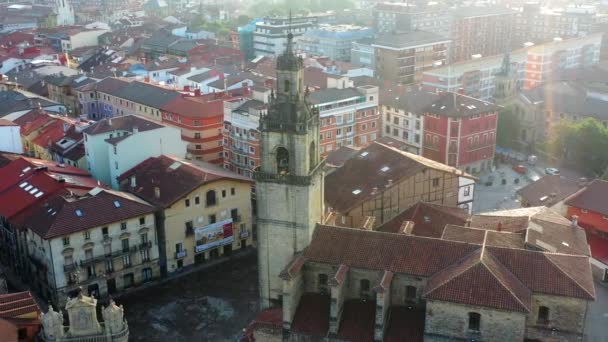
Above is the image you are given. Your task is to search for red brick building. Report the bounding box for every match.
[422,92,498,173]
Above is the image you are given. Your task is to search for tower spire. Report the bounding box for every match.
[286,9,294,56]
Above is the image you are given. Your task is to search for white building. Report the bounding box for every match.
[0,119,23,154]
[23,187,158,305]
[380,90,431,155]
[83,115,187,189]
[253,16,318,57]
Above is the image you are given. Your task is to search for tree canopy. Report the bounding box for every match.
[547,118,608,177]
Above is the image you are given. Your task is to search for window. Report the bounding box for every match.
[84,231,91,240]
[318,273,328,293]
[385,125,390,134]
[63,237,70,246]
[538,306,549,323]
[393,117,399,125]
[360,279,371,298]
[194,196,200,205]
[405,285,417,301]
[121,222,127,230]
[432,178,440,187]
[276,147,289,174]
[464,186,471,197]
[64,255,73,266]
[468,312,481,331]
[139,217,145,225]
[185,199,190,207]
[206,190,217,206]
[231,208,239,222]
[102,227,109,237]
[222,190,227,198]
[194,133,201,139]
[121,239,130,253]
[209,214,217,224]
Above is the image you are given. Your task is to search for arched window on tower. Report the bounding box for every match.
[276,147,289,174]
[309,142,316,170]
[284,80,290,93]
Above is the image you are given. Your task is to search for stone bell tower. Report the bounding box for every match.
[255,31,324,309]
[494,52,517,104]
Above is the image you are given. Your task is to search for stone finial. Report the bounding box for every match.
[103,299,126,334]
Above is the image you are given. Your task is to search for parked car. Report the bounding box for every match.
[513,164,527,174]
[545,167,560,175]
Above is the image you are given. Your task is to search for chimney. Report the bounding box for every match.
[571,215,578,228]
[108,117,113,126]
[130,175,136,188]
[497,221,502,232]
[465,218,472,227]
[154,186,161,199]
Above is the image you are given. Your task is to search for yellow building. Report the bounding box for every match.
[118,155,253,275]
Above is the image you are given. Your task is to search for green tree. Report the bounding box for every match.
[496,107,521,149]
[547,118,608,176]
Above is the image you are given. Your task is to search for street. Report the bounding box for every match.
[585,281,608,342]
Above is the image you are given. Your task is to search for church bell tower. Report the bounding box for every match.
[256,31,324,308]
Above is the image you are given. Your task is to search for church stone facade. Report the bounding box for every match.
[255,32,325,308]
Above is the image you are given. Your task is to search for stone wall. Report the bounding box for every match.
[525,294,588,341]
[424,300,526,342]
[389,273,427,308]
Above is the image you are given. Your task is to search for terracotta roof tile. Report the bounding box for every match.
[517,175,581,207]
[118,155,251,208]
[565,179,608,216]
[23,189,155,239]
[325,143,473,213]
[379,202,469,237]
[0,292,40,319]
[424,247,532,312]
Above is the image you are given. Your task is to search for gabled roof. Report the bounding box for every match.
[565,179,608,216]
[517,175,581,207]
[118,155,252,208]
[23,188,155,239]
[303,225,595,302]
[325,143,474,213]
[117,81,181,108]
[424,247,531,312]
[378,202,469,237]
[161,96,224,119]
[0,291,40,319]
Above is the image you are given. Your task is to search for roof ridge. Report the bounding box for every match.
[481,252,531,312]
[544,254,595,299]
[423,248,483,295]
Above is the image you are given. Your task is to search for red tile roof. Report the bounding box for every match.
[325,143,474,213]
[14,110,55,136]
[0,291,40,319]
[304,225,595,302]
[0,157,99,219]
[31,120,69,148]
[424,247,532,312]
[517,175,581,207]
[22,189,155,239]
[378,202,469,237]
[337,300,376,342]
[565,179,608,216]
[118,155,252,208]
[291,293,330,336]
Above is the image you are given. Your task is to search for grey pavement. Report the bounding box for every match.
[472,164,531,214]
[585,280,608,342]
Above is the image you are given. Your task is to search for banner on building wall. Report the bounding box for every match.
[194,218,234,253]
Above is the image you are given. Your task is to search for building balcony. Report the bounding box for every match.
[188,146,223,155]
[63,263,77,272]
[182,134,223,143]
[139,241,152,250]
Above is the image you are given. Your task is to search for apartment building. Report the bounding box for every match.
[83,115,187,189]
[380,90,430,154]
[523,33,602,90]
[118,155,253,275]
[373,31,450,84]
[308,85,380,157]
[421,34,603,101]
[449,7,516,63]
[295,24,373,62]
[373,2,452,37]
[253,16,318,57]
[20,188,158,305]
[222,86,269,178]
[423,92,498,174]
[46,74,95,115]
